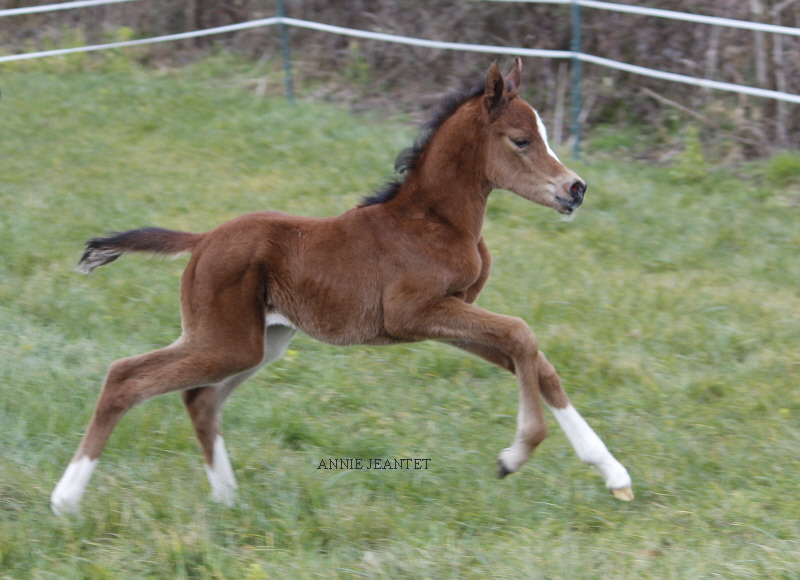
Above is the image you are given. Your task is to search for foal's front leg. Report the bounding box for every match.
[537,352,633,499]
[444,339,539,473]
[388,298,548,473]
[448,340,633,499]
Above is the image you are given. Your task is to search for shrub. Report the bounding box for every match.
[764,151,800,187]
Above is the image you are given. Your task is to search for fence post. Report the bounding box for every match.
[570,0,582,159]
[277,0,294,103]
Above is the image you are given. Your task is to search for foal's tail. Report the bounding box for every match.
[77,227,204,274]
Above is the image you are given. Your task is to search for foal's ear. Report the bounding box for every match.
[484,62,506,115]
[505,57,522,93]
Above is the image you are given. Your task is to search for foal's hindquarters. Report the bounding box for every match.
[51,216,303,514]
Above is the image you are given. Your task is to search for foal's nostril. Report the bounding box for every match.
[570,181,586,200]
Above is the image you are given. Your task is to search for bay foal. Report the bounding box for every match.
[51,59,633,514]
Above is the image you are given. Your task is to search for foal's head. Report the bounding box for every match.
[483,58,586,215]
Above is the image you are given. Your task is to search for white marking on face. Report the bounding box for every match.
[550,404,631,490]
[528,104,560,162]
[51,456,98,515]
[204,436,238,506]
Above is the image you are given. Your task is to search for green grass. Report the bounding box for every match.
[1,62,799,579]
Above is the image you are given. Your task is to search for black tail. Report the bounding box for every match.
[77,227,203,274]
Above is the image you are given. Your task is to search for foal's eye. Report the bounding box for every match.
[512,138,531,149]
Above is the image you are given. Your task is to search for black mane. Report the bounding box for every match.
[360,80,485,206]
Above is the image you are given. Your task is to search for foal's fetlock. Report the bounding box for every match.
[603,463,634,501]
[587,457,634,501]
[496,445,528,477]
[51,455,98,515]
[496,458,514,478]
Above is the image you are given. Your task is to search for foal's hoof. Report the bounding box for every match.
[611,486,634,501]
[496,459,514,479]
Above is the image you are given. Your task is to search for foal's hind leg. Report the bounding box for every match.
[181,324,296,505]
[50,338,264,515]
[447,341,632,499]
[181,372,256,507]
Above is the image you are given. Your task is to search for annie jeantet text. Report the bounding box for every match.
[317,458,431,470]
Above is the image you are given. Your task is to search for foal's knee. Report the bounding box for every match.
[504,317,538,360]
[537,351,560,386]
[537,352,570,409]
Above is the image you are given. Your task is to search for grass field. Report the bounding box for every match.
[1,59,799,579]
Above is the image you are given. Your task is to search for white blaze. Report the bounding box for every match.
[532,108,561,161]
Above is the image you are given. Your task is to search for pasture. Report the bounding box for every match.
[0,61,799,579]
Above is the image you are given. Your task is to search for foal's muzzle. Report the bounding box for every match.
[557,180,587,213]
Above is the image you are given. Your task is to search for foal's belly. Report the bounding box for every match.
[271,283,394,347]
[289,315,405,347]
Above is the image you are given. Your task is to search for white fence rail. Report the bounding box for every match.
[0,16,281,61]
[2,12,798,106]
[487,0,800,36]
[0,0,139,18]
[2,0,799,127]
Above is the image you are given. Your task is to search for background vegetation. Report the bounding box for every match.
[2,0,800,157]
[0,53,798,578]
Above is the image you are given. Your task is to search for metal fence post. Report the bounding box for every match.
[570,0,582,159]
[277,0,294,103]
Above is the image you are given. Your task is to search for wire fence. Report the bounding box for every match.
[2,0,798,152]
[3,14,797,104]
[0,0,138,18]
[487,0,800,36]
[5,0,797,36]
[0,16,282,62]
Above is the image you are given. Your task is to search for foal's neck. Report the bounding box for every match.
[389,101,491,239]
